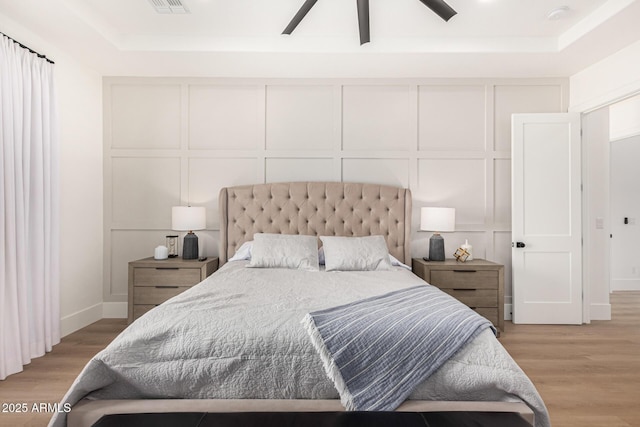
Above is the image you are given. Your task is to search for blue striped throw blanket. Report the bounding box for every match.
[301,285,495,411]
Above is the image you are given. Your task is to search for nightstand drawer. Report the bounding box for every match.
[133,286,192,305]
[439,288,498,308]
[134,268,201,287]
[430,270,498,290]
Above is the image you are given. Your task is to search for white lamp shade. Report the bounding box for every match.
[172,206,206,231]
[420,207,455,232]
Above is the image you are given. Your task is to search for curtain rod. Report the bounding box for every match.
[1,31,55,64]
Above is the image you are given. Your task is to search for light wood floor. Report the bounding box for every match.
[1,292,639,427]
[500,291,640,427]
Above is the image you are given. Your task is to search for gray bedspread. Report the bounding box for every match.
[49,261,550,427]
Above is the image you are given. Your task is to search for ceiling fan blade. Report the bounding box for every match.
[282,0,319,34]
[417,0,457,21]
[356,0,370,45]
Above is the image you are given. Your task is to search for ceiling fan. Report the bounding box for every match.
[282,0,457,45]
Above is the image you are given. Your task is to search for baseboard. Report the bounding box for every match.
[611,279,640,291]
[103,302,128,319]
[590,303,612,321]
[60,302,128,337]
[504,303,610,322]
[60,303,103,337]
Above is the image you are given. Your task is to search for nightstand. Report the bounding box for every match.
[412,258,504,332]
[127,257,219,324]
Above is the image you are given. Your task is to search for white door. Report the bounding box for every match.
[512,113,582,324]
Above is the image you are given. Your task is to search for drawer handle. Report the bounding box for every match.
[453,270,477,273]
[155,286,179,289]
[453,288,477,292]
[156,267,180,270]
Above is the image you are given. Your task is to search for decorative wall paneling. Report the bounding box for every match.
[104,78,568,317]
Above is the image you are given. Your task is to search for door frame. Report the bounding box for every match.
[570,90,640,324]
[581,111,591,324]
[580,107,616,323]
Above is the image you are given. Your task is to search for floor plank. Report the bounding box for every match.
[0,293,639,427]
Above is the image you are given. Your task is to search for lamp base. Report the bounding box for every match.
[428,233,445,261]
[182,232,199,260]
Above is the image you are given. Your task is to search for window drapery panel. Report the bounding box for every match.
[0,34,60,380]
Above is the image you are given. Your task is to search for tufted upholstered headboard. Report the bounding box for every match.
[218,182,412,266]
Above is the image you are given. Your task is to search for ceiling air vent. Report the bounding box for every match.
[148,0,189,14]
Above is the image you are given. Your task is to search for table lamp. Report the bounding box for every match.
[420,207,455,261]
[172,206,206,260]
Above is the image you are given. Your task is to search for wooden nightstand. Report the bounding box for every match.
[412,258,504,332]
[128,257,219,324]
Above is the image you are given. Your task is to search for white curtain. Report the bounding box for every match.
[0,34,60,380]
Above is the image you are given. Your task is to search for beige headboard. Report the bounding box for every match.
[218,182,412,266]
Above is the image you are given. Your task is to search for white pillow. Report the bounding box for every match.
[228,240,253,261]
[248,233,319,271]
[318,246,409,270]
[319,235,392,271]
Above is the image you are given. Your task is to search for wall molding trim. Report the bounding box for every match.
[103,76,568,311]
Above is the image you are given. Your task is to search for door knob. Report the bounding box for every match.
[515,242,526,248]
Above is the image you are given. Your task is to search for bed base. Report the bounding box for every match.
[68,399,534,427]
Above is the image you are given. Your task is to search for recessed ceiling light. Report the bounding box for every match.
[547,5,570,20]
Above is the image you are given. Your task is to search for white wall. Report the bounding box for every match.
[1,14,105,336]
[103,77,568,319]
[570,39,640,113]
[57,60,105,334]
[610,94,640,141]
[569,37,640,320]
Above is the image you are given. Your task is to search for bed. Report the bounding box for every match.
[50,182,549,427]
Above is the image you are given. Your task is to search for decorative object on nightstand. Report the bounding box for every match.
[166,235,179,258]
[128,257,219,323]
[154,245,169,260]
[412,258,504,332]
[461,239,473,260]
[172,206,206,260]
[453,247,470,262]
[420,207,455,261]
